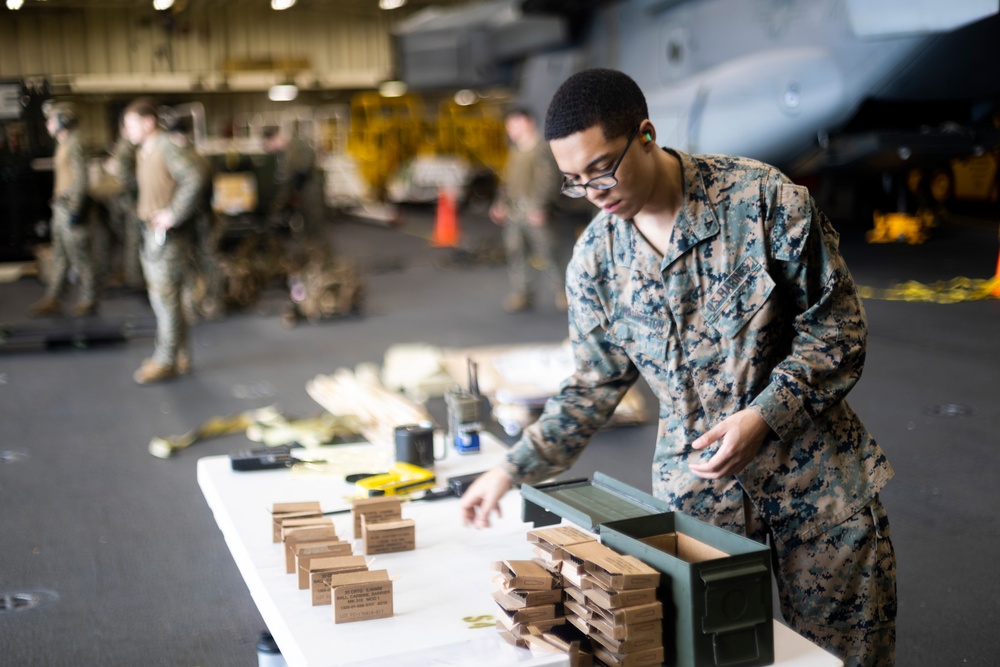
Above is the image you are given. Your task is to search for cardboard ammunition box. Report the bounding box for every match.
[584,585,657,610]
[497,626,528,648]
[494,602,557,629]
[329,569,393,624]
[360,516,415,555]
[592,600,663,626]
[495,612,565,635]
[563,584,587,605]
[589,617,662,642]
[351,496,402,538]
[296,541,355,589]
[280,516,335,541]
[584,551,660,591]
[271,501,322,542]
[559,541,619,589]
[492,588,562,610]
[590,626,663,654]
[521,473,774,667]
[593,645,665,667]
[527,524,597,560]
[563,598,594,621]
[523,626,595,667]
[309,555,369,606]
[491,560,555,591]
[283,525,338,573]
[566,610,590,635]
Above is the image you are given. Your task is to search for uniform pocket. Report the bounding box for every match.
[702,256,775,339]
[606,313,669,361]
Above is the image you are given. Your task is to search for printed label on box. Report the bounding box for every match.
[361,517,415,555]
[296,541,354,589]
[351,497,402,538]
[283,525,338,573]
[330,570,393,624]
[310,555,369,606]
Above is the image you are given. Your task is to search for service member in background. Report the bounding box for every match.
[165,110,224,322]
[122,97,204,385]
[489,107,565,313]
[264,122,327,248]
[105,129,144,291]
[30,101,99,318]
[460,69,897,667]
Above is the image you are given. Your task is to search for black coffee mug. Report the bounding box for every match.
[394,423,441,469]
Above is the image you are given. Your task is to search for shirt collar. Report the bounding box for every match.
[611,149,720,272]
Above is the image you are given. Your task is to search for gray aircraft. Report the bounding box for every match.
[395,0,1000,193]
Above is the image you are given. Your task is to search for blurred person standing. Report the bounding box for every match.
[30,101,98,317]
[105,130,144,290]
[166,110,223,322]
[122,98,203,385]
[489,107,565,313]
[264,122,327,247]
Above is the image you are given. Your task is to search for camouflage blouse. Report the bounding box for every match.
[504,149,893,548]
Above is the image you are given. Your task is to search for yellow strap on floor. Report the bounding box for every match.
[857,276,1000,304]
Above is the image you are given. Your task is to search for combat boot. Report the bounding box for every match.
[133,360,178,385]
[73,301,98,317]
[503,292,533,313]
[141,352,190,375]
[30,296,63,317]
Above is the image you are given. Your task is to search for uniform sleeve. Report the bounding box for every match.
[163,141,204,225]
[66,138,88,215]
[503,255,640,485]
[750,181,868,442]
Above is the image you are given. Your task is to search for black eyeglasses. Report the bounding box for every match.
[559,125,640,199]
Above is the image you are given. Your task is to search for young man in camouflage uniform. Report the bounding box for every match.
[460,68,897,667]
[30,101,98,317]
[122,98,204,385]
[489,108,565,312]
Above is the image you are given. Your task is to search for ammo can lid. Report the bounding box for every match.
[520,472,670,532]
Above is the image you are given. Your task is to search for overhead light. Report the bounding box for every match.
[271,0,296,9]
[152,0,174,10]
[6,0,25,9]
[268,84,298,102]
[454,89,478,106]
[379,0,407,8]
[378,80,407,98]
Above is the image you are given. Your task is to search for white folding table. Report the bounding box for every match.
[197,434,842,667]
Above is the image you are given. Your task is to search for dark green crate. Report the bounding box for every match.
[521,473,774,667]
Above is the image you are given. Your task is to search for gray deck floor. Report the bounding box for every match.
[1,201,998,665]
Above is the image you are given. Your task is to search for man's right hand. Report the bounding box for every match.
[460,466,513,529]
[489,203,507,225]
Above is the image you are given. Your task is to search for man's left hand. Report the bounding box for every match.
[688,409,772,479]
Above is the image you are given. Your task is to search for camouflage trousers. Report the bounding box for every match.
[746,494,897,667]
[139,225,195,367]
[46,204,97,305]
[501,214,563,299]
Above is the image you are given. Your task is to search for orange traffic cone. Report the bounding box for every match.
[431,188,460,248]
[991,244,1000,297]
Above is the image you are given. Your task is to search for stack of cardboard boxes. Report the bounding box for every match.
[271,500,399,624]
[491,559,564,646]
[496,523,666,667]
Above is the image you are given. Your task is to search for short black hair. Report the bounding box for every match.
[544,68,648,142]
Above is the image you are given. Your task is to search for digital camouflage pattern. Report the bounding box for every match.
[747,495,896,667]
[504,149,896,664]
[137,132,203,367]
